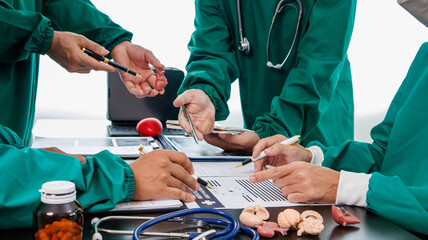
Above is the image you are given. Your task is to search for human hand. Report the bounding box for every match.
[204,131,260,153]
[173,89,216,141]
[47,31,115,73]
[111,41,166,98]
[253,134,312,173]
[40,147,86,163]
[129,149,199,202]
[250,161,339,204]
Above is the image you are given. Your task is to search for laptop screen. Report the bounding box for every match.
[107,68,184,124]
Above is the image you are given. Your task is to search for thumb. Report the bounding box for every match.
[173,92,191,107]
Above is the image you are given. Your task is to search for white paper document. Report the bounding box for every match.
[187,162,314,209]
[110,199,183,212]
[193,161,254,177]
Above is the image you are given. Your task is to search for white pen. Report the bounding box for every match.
[235,135,301,168]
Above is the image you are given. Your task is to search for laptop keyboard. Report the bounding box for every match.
[107,125,139,136]
[108,124,186,137]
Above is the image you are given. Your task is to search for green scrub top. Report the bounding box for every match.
[0,0,132,146]
[0,0,135,228]
[179,0,356,146]
[310,43,428,235]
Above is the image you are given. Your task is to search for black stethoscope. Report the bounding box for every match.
[237,0,303,69]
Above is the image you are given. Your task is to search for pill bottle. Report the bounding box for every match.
[33,181,83,240]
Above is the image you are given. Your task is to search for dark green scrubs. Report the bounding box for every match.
[0,0,134,228]
[179,0,356,146]
[310,43,428,234]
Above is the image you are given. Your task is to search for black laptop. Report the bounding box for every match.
[107,67,185,136]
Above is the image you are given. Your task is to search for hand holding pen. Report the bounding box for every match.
[138,145,213,189]
[173,89,217,141]
[236,135,301,168]
[47,31,116,74]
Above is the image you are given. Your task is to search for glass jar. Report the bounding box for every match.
[33,181,83,240]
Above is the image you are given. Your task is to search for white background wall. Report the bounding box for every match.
[36,0,428,142]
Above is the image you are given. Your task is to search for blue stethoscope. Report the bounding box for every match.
[237,0,303,69]
[92,208,259,240]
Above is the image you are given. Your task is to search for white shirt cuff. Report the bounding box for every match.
[307,146,324,166]
[336,170,371,207]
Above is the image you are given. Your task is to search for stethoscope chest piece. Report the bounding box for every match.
[238,37,251,55]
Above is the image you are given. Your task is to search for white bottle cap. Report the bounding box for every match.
[39,181,76,204]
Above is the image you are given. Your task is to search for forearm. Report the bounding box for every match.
[367,173,428,234]
[0,3,53,62]
[0,144,134,228]
[43,0,132,51]
[309,140,384,174]
[308,145,371,207]
[179,0,239,120]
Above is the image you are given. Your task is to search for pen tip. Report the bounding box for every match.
[235,163,243,168]
[136,73,142,78]
[207,184,214,189]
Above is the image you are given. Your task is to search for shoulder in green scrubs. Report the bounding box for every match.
[0,0,134,228]
[310,43,428,234]
[179,0,356,146]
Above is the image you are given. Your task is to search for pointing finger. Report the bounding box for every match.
[249,164,295,183]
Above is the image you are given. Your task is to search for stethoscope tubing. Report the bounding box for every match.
[132,208,241,240]
[92,210,259,240]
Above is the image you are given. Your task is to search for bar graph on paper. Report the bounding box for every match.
[186,176,314,209]
[186,162,322,209]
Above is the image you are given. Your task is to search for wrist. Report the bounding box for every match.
[111,41,131,57]
[305,148,313,163]
[307,146,324,166]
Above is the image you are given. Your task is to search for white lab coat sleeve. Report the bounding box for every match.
[307,145,324,166]
[336,170,371,207]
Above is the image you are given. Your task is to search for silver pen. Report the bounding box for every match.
[180,105,199,144]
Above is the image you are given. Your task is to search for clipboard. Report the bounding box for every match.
[157,134,251,161]
[166,120,254,135]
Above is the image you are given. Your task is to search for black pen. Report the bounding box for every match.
[194,176,214,189]
[82,48,142,77]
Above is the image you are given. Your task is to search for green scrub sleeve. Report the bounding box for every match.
[0,1,54,62]
[0,125,135,229]
[253,0,356,140]
[308,140,384,174]
[42,0,133,53]
[367,173,428,235]
[178,0,240,121]
[311,54,408,171]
